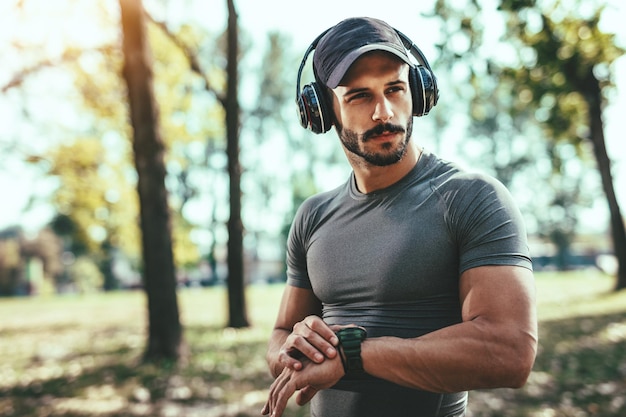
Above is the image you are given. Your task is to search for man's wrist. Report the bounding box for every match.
[335,327,367,379]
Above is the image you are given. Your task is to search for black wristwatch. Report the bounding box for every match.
[336,327,367,378]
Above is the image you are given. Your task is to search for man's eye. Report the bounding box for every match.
[348,93,369,101]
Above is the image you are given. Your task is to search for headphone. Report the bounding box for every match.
[296,28,439,134]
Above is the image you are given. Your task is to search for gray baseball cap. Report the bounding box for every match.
[313,17,414,89]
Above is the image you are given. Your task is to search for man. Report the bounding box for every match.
[262,17,537,417]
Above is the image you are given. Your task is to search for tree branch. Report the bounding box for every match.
[144,11,227,107]
[1,46,114,94]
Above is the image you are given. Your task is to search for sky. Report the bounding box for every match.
[0,0,624,233]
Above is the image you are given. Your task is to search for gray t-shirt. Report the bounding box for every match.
[286,150,532,417]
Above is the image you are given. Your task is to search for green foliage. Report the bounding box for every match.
[73,45,128,131]
[499,0,625,143]
[147,22,225,151]
[68,256,105,293]
[46,138,140,260]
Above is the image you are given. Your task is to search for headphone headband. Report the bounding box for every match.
[394,29,434,74]
[295,29,330,101]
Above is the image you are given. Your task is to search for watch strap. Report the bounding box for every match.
[336,327,367,379]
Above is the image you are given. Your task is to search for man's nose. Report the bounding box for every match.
[372,97,394,123]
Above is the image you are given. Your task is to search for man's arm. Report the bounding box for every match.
[266,285,339,378]
[361,265,538,392]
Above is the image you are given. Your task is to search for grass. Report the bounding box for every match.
[1,271,625,417]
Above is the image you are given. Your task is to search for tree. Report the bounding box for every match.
[119,0,183,359]
[498,0,626,289]
[224,0,249,328]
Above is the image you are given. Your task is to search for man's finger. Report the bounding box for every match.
[296,385,319,406]
[303,316,340,346]
[291,335,332,363]
[278,348,304,370]
[289,323,337,361]
[270,378,297,417]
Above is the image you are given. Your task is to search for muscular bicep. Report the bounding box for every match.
[460,265,538,341]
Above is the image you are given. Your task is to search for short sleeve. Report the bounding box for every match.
[443,173,532,274]
[285,202,314,289]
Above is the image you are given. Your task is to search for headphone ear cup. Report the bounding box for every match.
[408,66,424,117]
[297,92,310,130]
[299,82,332,134]
[409,66,438,117]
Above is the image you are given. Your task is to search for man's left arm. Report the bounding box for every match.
[361,264,538,393]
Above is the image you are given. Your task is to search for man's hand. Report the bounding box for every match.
[261,355,345,417]
[279,315,340,371]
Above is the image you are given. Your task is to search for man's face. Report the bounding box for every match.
[331,51,414,167]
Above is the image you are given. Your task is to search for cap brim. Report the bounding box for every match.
[325,44,414,88]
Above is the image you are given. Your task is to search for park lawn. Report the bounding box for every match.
[0,270,624,417]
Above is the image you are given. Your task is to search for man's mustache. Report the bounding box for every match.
[362,123,405,142]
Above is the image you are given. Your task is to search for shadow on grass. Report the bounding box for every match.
[0,323,306,417]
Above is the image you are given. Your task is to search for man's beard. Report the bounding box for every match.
[337,117,413,167]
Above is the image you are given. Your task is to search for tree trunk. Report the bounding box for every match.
[225,0,249,328]
[119,0,183,358]
[585,74,626,290]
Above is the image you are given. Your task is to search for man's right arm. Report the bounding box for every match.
[266,285,338,377]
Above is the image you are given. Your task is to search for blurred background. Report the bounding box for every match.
[1,0,625,293]
[1,0,625,416]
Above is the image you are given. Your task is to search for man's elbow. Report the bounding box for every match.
[505,357,534,388]
[501,340,537,389]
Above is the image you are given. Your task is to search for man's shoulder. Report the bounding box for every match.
[421,155,514,211]
[294,181,349,225]
[444,170,504,190]
[425,155,504,193]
